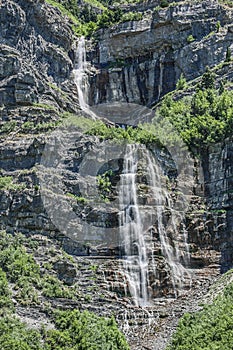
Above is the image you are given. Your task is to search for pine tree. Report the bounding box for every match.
[225,47,232,62]
[200,66,216,90]
[176,73,187,90]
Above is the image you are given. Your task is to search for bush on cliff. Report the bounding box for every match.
[166,272,233,350]
[155,84,233,154]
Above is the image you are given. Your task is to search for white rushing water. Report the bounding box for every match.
[73,36,96,119]
[119,144,190,306]
[119,144,149,307]
[145,148,190,296]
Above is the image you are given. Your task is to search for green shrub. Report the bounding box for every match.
[0,121,17,134]
[0,315,43,350]
[155,77,233,154]
[187,34,195,43]
[0,245,40,283]
[166,277,233,350]
[66,192,88,204]
[0,176,13,190]
[46,309,130,350]
[0,268,13,311]
[200,66,216,89]
[40,275,75,299]
[176,73,187,90]
[160,0,169,8]
[97,170,113,200]
[15,282,40,306]
[21,121,35,131]
[0,176,25,191]
[120,11,143,22]
[87,122,161,146]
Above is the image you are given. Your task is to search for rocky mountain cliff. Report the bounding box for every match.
[0,0,233,349]
[89,0,233,105]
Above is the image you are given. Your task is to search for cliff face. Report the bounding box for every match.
[205,139,233,272]
[89,0,233,105]
[0,0,233,348]
[0,0,80,239]
[0,0,78,111]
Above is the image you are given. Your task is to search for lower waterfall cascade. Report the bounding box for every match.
[119,144,149,307]
[118,143,191,306]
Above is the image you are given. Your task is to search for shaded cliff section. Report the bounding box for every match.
[89,0,233,106]
[204,139,233,272]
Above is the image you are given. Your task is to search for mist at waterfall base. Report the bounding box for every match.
[41,37,194,308]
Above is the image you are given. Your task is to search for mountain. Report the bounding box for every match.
[0,0,233,349]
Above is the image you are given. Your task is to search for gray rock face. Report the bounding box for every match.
[205,139,233,272]
[89,1,233,106]
[0,0,79,110]
[53,260,77,285]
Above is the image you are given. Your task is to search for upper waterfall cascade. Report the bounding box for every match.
[74,36,96,119]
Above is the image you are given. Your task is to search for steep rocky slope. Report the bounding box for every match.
[89,0,233,105]
[0,0,233,349]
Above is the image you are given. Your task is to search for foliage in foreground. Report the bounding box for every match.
[166,275,233,350]
[46,309,130,350]
[0,232,129,349]
[0,310,129,350]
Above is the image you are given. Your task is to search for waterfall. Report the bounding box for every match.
[119,144,149,307]
[73,36,96,119]
[119,144,190,306]
[73,37,191,305]
[146,149,190,296]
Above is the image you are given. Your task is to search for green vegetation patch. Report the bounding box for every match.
[45,0,143,37]
[0,231,75,302]
[63,113,162,146]
[0,176,25,191]
[66,192,89,204]
[97,170,113,201]
[0,121,17,135]
[0,268,14,311]
[46,309,130,350]
[0,232,130,349]
[166,274,233,350]
[155,68,233,154]
[0,315,43,350]
[0,310,129,350]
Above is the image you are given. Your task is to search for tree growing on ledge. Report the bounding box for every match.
[225,47,232,62]
[200,66,216,90]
